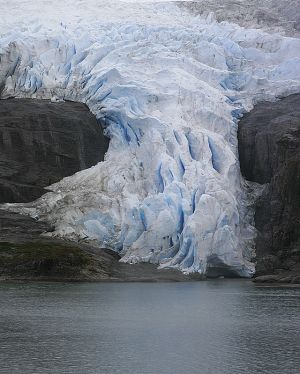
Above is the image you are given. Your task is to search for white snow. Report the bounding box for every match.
[1,0,300,276]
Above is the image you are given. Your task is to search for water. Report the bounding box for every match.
[0,280,299,374]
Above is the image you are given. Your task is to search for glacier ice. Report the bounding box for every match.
[1,0,300,277]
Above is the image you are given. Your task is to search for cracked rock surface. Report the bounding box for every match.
[0,98,109,203]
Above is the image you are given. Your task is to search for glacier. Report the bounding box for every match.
[1,0,300,277]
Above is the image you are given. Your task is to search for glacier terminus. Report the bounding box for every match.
[1,0,300,277]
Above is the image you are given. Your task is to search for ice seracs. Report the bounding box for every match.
[1,0,300,277]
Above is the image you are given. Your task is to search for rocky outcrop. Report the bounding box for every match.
[238,94,300,283]
[177,0,300,37]
[0,210,193,281]
[0,98,109,203]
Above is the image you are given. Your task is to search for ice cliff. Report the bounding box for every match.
[1,0,300,276]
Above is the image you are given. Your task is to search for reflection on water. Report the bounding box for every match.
[0,280,299,374]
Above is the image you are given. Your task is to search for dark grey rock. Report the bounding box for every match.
[238,94,300,283]
[0,98,109,203]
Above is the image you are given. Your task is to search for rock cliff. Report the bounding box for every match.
[0,98,109,203]
[238,94,300,283]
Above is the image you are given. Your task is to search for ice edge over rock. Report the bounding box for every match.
[1,1,300,277]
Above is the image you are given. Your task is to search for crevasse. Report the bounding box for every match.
[1,0,300,276]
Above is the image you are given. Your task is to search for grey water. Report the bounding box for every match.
[0,280,299,374]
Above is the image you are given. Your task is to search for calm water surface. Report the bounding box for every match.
[0,280,299,374]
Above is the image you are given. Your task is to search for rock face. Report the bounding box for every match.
[238,94,300,283]
[0,98,109,203]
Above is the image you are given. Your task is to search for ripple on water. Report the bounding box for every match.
[0,280,299,374]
